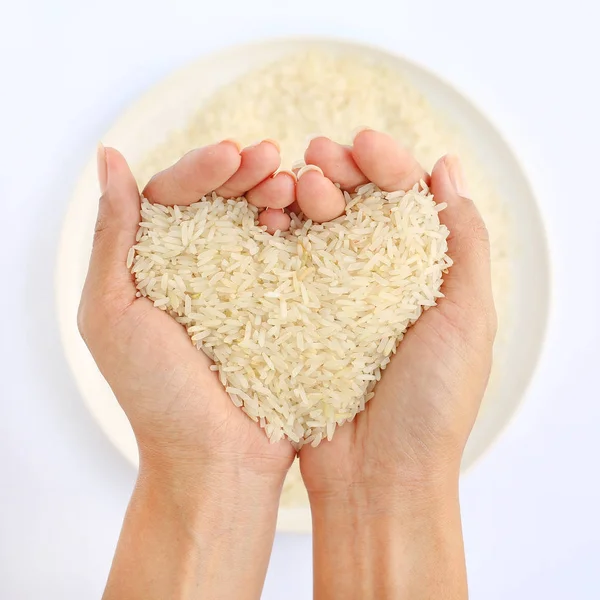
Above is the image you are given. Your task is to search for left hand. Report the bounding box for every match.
[296,129,495,600]
[299,130,496,500]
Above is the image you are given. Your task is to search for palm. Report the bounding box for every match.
[300,299,494,492]
[296,132,496,493]
[80,141,299,478]
[110,298,294,468]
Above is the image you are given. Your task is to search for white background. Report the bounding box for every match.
[1,1,599,599]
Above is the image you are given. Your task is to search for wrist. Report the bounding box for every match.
[306,456,461,514]
[104,458,284,600]
[309,478,466,600]
[138,448,286,513]
[138,435,289,496]
[309,474,459,523]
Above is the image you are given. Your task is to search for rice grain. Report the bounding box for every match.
[131,183,451,446]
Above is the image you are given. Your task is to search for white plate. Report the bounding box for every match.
[56,36,550,533]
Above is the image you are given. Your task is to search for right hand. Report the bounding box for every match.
[78,140,300,489]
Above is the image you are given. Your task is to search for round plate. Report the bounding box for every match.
[56,36,550,533]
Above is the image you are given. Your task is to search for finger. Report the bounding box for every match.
[245,171,296,209]
[296,165,346,223]
[82,145,140,311]
[304,136,368,191]
[430,155,494,308]
[215,140,281,198]
[352,129,429,191]
[258,208,291,234]
[286,200,301,215]
[142,140,241,205]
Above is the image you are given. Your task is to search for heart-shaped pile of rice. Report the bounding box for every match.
[130,182,452,447]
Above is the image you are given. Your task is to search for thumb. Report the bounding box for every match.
[82,145,141,312]
[431,155,494,311]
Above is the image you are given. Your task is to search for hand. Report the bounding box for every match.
[297,130,497,599]
[299,128,496,496]
[78,139,297,480]
[78,140,301,600]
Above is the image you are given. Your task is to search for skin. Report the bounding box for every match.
[79,130,495,600]
[300,131,496,599]
[80,140,295,600]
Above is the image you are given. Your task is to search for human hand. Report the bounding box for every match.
[297,130,496,599]
[299,128,496,498]
[78,140,301,600]
[78,140,298,483]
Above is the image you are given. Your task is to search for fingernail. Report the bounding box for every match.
[291,159,306,171]
[221,139,242,153]
[305,133,324,145]
[97,143,108,194]
[351,126,372,143]
[297,164,324,179]
[445,155,469,197]
[262,138,281,152]
[248,139,281,151]
[275,169,298,182]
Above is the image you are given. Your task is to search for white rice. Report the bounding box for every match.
[133,49,511,506]
[132,182,451,445]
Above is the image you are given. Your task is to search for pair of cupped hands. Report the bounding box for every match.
[79,129,495,593]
